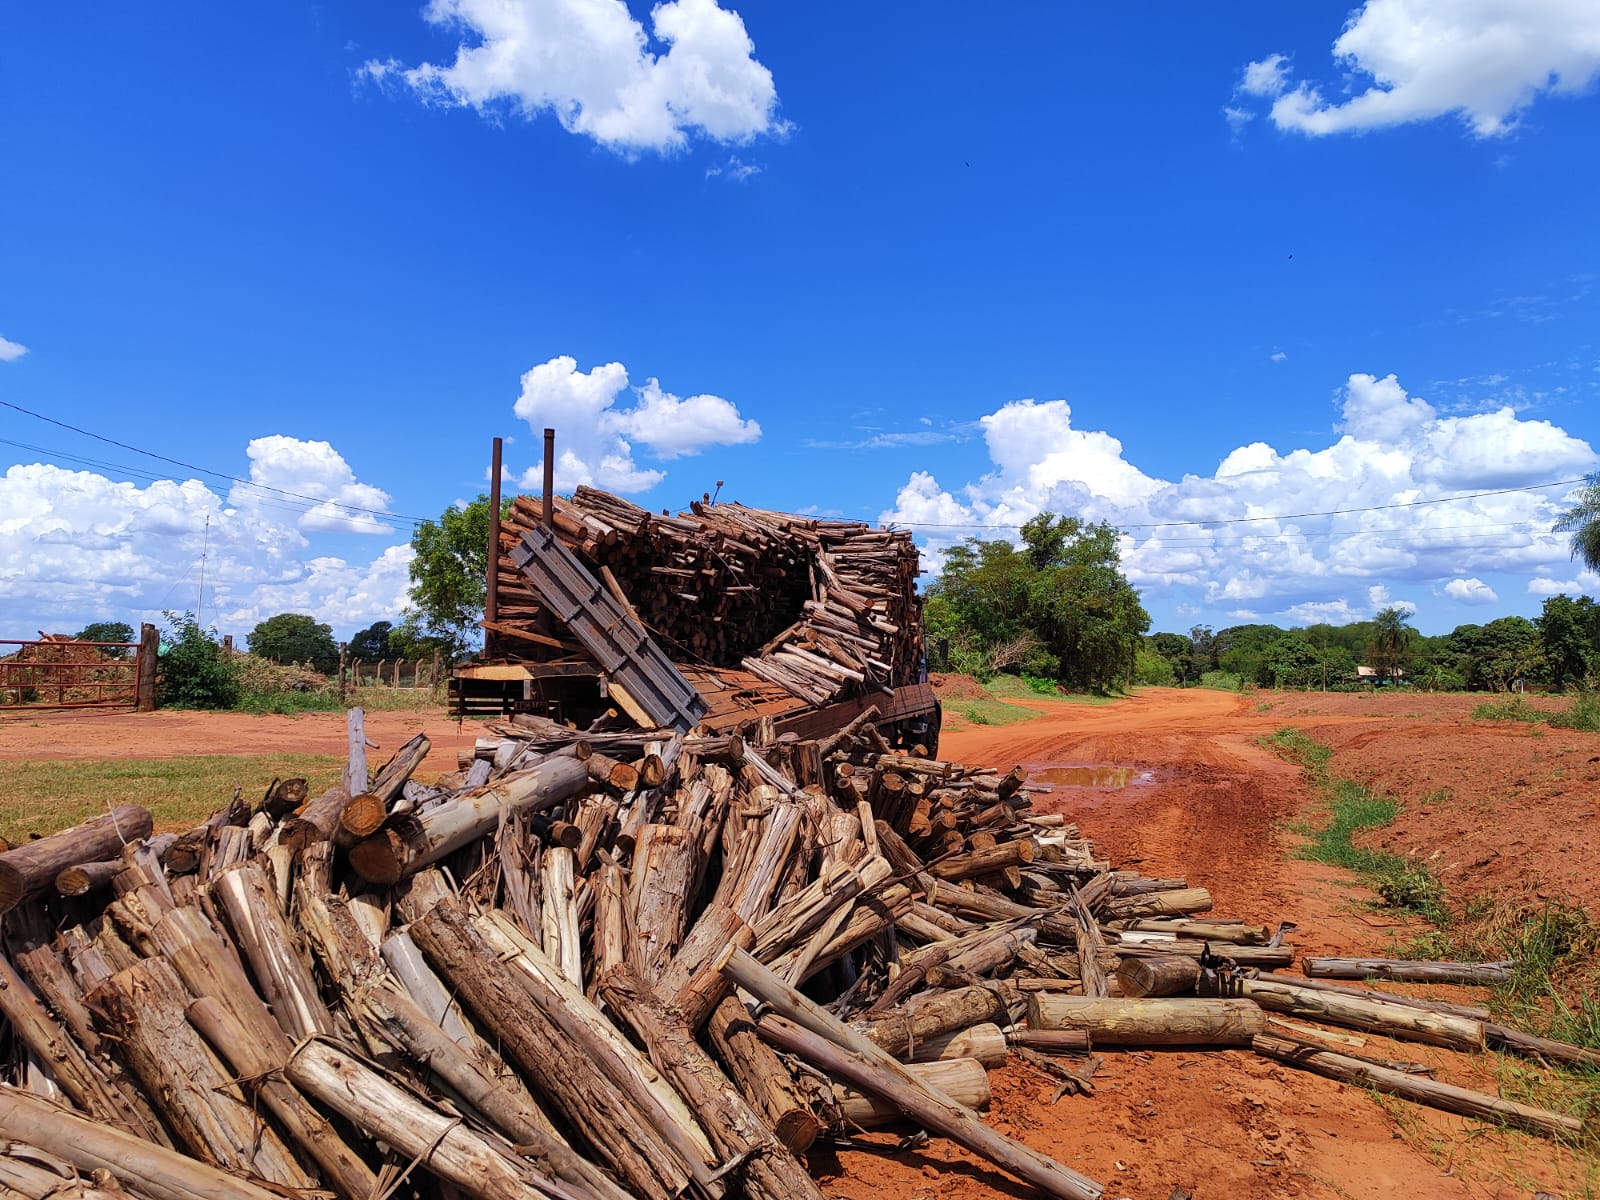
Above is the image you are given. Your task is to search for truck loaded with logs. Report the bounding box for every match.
[450,431,942,754]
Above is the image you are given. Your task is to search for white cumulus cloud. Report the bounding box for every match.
[229,436,395,535]
[0,454,415,639]
[882,373,1596,628]
[0,334,28,362]
[1238,0,1600,138]
[1443,576,1498,604]
[511,355,760,493]
[367,0,785,153]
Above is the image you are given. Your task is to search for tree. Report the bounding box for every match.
[159,613,239,709]
[1554,474,1600,571]
[247,613,338,670]
[1368,606,1414,682]
[1265,632,1320,689]
[1538,594,1600,690]
[1444,617,1545,691]
[75,621,134,658]
[348,620,395,661]
[405,495,510,662]
[924,512,1149,691]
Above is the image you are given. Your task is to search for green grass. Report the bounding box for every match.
[1551,691,1600,733]
[0,754,344,842]
[940,697,1041,727]
[1266,727,1444,919]
[1472,696,1548,723]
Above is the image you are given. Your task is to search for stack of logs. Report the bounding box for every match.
[0,711,1591,1200]
[492,486,924,704]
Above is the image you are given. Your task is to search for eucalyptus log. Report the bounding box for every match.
[598,965,826,1200]
[1119,918,1270,944]
[1028,995,1266,1046]
[853,985,1013,1058]
[1005,1028,1093,1054]
[346,986,619,1200]
[707,995,824,1154]
[1115,940,1293,968]
[283,1038,573,1200]
[1103,887,1213,918]
[836,1058,990,1127]
[276,785,350,852]
[905,1022,1008,1067]
[0,950,159,1141]
[1235,976,1486,1052]
[409,900,704,1198]
[720,947,1104,1200]
[349,756,589,883]
[0,807,152,913]
[1255,972,1493,1020]
[211,862,338,1041]
[185,997,379,1200]
[1301,957,1514,985]
[1115,954,1200,998]
[0,1088,284,1200]
[1253,1034,1584,1139]
[85,958,310,1185]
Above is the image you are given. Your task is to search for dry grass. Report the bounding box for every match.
[0,754,343,842]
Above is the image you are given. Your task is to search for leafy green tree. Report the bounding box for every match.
[1538,595,1600,690]
[1554,474,1600,572]
[159,613,239,709]
[1215,624,1286,685]
[348,620,395,662]
[247,613,338,670]
[1265,632,1320,688]
[1444,617,1545,691]
[404,495,511,662]
[75,621,135,658]
[1187,625,1218,676]
[1132,646,1176,686]
[925,512,1149,691]
[1149,632,1194,683]
[1368,606,1414,682]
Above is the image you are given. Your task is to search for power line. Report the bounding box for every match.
[890,476,1590,533]
[0,399,431,526]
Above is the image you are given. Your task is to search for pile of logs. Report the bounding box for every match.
[492,487,924,704]
[0,711,1591,1200]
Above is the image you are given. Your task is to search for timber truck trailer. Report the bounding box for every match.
[449,433,941,755]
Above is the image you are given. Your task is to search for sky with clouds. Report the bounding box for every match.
[3,0,1599,643]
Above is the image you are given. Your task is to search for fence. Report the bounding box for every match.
[340,654,445,691]
[0,627,157,712]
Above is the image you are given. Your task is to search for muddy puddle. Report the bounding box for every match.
[1024,764,1154,790]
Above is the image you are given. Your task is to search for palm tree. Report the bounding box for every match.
[1369,605,1413,683]
[1554,474,1600,572]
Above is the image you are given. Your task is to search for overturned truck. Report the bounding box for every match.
[451,481,941,753]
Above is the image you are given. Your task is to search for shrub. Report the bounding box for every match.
[1132,647,1176,687]
[1549,690,1600,732]
[158,613,239,709]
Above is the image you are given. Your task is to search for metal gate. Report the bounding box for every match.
[0,634,154,712]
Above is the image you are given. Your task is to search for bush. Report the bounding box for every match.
[158,614,239,709]
[1550,690,1600,732]
[1132,647,1176,687]
[1471,696,1545,723]
[1199,670,1244,691]
[1021,673,1061,696]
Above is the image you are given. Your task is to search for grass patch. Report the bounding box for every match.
[0,755,344,842]
[1472,696,1547,723]
[1266,727,1444,919]
[1551,691,1600,733]
[940,697,1041,728]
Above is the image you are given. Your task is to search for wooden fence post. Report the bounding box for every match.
[338,643,348,698]
[135,623,159,712]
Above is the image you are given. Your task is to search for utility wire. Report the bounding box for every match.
[890,476,1590,533]
[0,399,430,525]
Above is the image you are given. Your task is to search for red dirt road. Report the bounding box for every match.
[820,685,1594,1200]
[3,688,1593,1197]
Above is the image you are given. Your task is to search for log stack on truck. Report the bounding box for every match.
[451,448,941,753]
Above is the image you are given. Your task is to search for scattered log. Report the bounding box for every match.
[835,1058,991,1128]
[1301,957,1515,985]
[1116,955,1201,998]
[1253,1034,1584,1139]
[0,1088,285,1200]
[721,947,1105,1200]
[0,807,152,913]
[1028,995,1266,1046]
[1233,976,1486,1053]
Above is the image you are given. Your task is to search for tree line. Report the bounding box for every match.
[1137,595,1600,692]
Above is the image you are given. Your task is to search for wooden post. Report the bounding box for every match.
[541,428,555,531]
[486,435,503,658]
[344,707,367,796]
[337,642,347,697]
[136,623,158,711]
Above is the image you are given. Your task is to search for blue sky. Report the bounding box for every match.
[3,0,1599,643]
